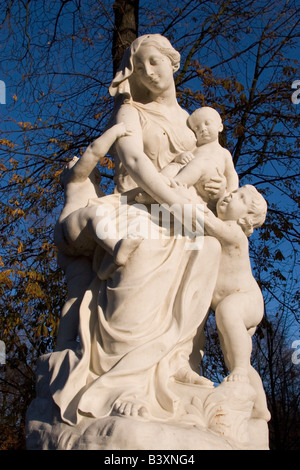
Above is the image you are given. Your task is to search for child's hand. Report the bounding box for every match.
[169,179,201,204]
[175,152,195,165]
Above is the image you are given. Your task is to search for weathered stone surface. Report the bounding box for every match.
[26,33,270,451]
[26,356,269,450]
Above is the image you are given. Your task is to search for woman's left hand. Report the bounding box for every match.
[204,168,226,200]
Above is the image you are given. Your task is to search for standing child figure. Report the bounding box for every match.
[203,185,270,420]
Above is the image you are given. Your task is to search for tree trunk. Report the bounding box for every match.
[112,0,139,76]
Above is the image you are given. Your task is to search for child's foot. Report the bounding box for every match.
[113,399,148,418]
[114,235,144,266]
[174,366,214,387]
[223,367,249,384]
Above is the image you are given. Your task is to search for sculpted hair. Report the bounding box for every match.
[109,34,180,101]
[137,35,181,72]
[238,185,267,237]
[188,107,222,127]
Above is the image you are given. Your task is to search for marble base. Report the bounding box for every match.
[26,356,269,451]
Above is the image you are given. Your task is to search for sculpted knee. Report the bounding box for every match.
[215,305,231,331]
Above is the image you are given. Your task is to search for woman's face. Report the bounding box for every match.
[133,44,174,95]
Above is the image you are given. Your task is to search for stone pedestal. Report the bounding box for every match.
[26,355,269,451]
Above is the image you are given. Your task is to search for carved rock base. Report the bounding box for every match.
[26,356,269,450]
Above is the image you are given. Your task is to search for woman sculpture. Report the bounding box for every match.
[49,34,223,427]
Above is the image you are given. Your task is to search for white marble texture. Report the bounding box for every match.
[26,34,270,450]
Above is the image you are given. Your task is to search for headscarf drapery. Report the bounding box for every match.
[109,34,181,102]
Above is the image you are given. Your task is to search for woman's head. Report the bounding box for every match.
[134,35,181,72]
[109,34,180,101]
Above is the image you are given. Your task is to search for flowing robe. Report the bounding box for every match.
[49,101,220,425]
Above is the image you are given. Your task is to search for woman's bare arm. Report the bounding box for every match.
[115,104,194,208]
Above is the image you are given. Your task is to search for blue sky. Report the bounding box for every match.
[0,0,299,341]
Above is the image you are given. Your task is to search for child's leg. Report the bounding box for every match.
[247,326,271,420]
[215,291,264,382]
[63,205,143,264]
[55,255,93,350]
[216,292,270,419]
[87,204,143,265]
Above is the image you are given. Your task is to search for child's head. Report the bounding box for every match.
[217,185,267,236]
[188,107,223,145]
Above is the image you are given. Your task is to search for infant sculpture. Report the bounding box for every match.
[26,34,270,450]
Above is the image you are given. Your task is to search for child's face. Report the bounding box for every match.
[189,110,223,145]
[216,187,251,221]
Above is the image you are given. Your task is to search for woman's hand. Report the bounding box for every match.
[135,191,155,204]
[204,168,226,200]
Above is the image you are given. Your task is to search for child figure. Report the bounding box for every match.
[173,106,239,205]
[137,106,238,209]
[54,122,142,265]
[204,184,270,420]
[54,123,143,350]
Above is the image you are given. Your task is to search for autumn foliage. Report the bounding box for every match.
[0,0,299,449]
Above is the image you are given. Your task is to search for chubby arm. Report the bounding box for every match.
[204,207,243,245]
[173,157,205,187]
[68,123,130,182]
[224,149,239,192]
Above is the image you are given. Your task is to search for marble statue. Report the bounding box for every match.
[136,105,239,210]
[26,34,270,450]
[165,106,238,201]
[204,186,269,420]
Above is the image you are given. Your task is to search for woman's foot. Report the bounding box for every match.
[113,399,148,418]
